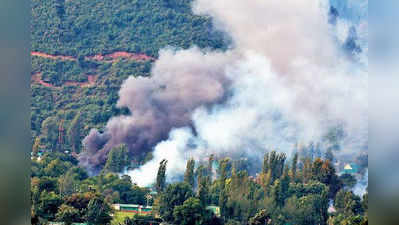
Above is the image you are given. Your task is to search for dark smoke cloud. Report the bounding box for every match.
[79,48,237,172]
[79,129,110,173]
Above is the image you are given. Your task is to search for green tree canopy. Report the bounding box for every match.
[103,143,129,173]
[184,158,195,188]
[173,197,211,225]
[55,204,80,225]
[86,195,113,225]
[157,182,194,222]
[155,159,168,193]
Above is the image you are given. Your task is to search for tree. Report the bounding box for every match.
[32,136,41,157]
[103,144,129,173]
[302,157,312,183]
[205,154,215,194]
[55,204,80,225]
[157,182,194,222]
[311,158,342,198]
[64,192,95,221]
[207,154,215,179]
[218,158,230,218]
[283,193,328,225]
[334,190,363,217]
[67,112,82,153]
[292,152,298,179]
[155,159,168,193]
[34,176,58,193]
[122,215,161,225]
[106,175,148,204]
[173,197,211,225]
[265,151,286,183]
[86,195,112,225]
[262,152,270,174]
[260,169,272,194]
[278,166,291,207]
[249,209,271,225]
[59,168,79,196]
[325,148,334,162]
[36,191,62,221]
[44,158,70,177]
[285,181,329,225]
[271,179,284,208]
[196,165,209,206]
[41,116,58,150]
[184,158,195,188]
[69,166,89,180]
[362,191,368,215]
[225,169,255,223]
[340,173,357,189]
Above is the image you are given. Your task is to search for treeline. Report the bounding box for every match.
[150,152,367,225]
[31,152,152,225]
[31,150,368,225]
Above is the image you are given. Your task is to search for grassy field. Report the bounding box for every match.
[111,211,136,225]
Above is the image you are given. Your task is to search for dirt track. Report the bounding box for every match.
[31,73,97,88]
[31,73,56,88]
[31,51,154,62]
[31,50,153,88]
[86,51,155,62]
[31,52,76,61]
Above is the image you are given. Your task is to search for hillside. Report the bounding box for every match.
[31,0,226,153]
[30,1,368,225]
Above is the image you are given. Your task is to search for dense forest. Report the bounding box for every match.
[31,150,368,225]
[32,0,226,57]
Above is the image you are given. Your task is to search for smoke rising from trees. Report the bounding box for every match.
[79,48,237,172]
[80,0,368,187]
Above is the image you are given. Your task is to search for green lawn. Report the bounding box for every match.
[111,211,136,225]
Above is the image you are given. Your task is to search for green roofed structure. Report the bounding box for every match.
[206,205,221,217]
[112,203,153,215]
[343,163,359,174]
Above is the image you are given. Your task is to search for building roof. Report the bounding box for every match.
[344,164,353,170]
[206,205,221,217]
[113,203,153,209]
[343,163,359,174]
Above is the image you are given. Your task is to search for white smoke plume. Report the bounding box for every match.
[353,169,368,196]
[123,0,368,186]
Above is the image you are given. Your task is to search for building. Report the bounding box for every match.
[343,163,359,174]
[112,203,153,215]
[206,205,221,217]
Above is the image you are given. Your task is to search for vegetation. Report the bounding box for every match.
[31,1,367,225]
[184,158,195,188]
[31,0,227,155]
[155,159,168,193]
[32,0,226,57]
[104,144,130,173]
[31,150,368,225]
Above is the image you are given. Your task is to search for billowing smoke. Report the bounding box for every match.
[79,48,237,172]
[80,0,368,187]
[353,169,368,196]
